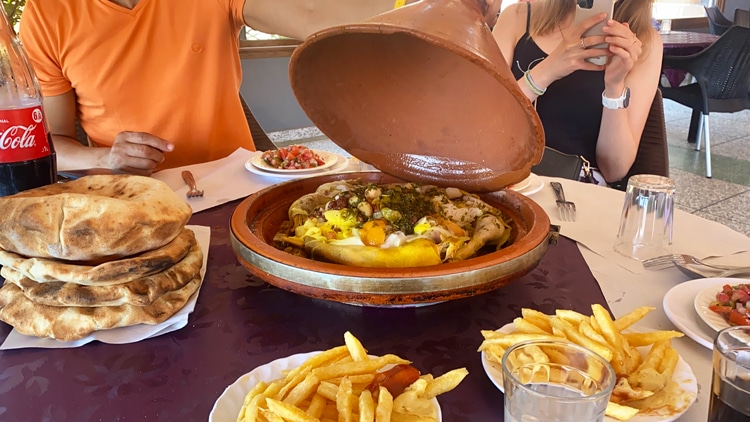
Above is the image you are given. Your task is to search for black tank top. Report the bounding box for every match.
[511,2,604,166]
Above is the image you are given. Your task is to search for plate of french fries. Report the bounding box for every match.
[478,305,697,422]
[210,331,469,422]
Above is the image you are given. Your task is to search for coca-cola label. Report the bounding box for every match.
[0,105,52,163]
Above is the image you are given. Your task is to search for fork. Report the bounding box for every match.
[181,170,204,198]
[643,253,750,271]
[550,182,576,221]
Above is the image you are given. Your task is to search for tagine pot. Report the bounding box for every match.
[289,0,545,192]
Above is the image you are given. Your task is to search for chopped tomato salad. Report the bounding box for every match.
[261,145,325,170]
[709,283,750,326]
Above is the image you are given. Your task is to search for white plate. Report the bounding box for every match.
[249,149,338,173]
[481,323,698,422]
[693,284,734,333]
[508,174,532,192]
[511,173,544,196]
[210,351,442,422]
[663,278,745,350]
[245,153,350,180]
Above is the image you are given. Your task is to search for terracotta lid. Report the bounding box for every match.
[289,0,545,193]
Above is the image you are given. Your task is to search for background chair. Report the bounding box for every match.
[705,6,734,35]
[240,94,277,151]
[610,90,669,191]
[660,26,750,178]
[734,8,750,28]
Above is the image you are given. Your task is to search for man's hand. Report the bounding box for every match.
[104,132,174,176]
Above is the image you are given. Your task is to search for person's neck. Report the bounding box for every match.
[109,0,140,9]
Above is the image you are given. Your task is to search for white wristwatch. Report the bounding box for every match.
[602,87,630,109]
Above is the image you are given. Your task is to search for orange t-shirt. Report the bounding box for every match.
[20,0,255,169]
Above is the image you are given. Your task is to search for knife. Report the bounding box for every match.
[58,168,130,180]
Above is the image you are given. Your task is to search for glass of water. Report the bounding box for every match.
[502,339,616,422]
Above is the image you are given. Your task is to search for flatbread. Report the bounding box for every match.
[0,228,196,286]
[0,175,192,261]
[1,239,203,307]
[0,275,202,342]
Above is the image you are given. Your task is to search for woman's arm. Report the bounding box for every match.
[492,3,612,103]
[595,28,663,182]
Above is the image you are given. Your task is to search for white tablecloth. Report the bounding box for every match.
[531,176,750,422]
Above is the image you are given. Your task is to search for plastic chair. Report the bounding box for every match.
[705,6,734,35]
[610,90,669,191]
[660,26,750,178]
[734,8,750,28]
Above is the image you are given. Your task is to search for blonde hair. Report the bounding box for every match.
[528,0,655,48]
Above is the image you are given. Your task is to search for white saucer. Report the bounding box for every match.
[511,173,544,196]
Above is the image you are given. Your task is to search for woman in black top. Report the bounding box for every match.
[492,0,662,183]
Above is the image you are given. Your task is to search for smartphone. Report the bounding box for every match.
[573,0,615,65]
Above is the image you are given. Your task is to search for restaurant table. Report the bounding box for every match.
[0,199,611,421]
[2,173,748,421]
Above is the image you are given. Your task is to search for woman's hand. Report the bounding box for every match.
[602,20,642,93]
[531,13,611,88]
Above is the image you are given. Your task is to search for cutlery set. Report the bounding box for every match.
[643,253,750,278]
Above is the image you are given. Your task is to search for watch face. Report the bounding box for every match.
[623,87,630,108]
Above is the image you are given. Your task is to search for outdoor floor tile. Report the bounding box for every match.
[668,168,749,209]
[667,146,750,185]
[712,137,750,162]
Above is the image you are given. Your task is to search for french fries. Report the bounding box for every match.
[479,305,686,421]
[237,332,466,422]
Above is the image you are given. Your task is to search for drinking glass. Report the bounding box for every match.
[660,19,672,34]
[613,174,675,261]
[708,326,750,421]
[502,339,616,422]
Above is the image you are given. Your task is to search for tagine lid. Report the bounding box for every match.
[289,0,545,193]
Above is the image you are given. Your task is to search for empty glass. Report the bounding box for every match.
[502,339,616,422]
[614,174,675,261]
[708,326,750,421]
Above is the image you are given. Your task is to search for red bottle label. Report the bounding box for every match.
[0,105,51,163]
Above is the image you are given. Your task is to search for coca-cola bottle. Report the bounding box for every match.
[0,6,56,197]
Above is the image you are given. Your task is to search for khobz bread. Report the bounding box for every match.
[0,228,196,285]
[0,276,202,342]
[1,235,202,307]
[0,175,192,261]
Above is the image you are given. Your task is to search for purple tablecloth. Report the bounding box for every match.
[0,199,611,421]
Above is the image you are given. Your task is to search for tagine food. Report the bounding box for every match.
[236,331,467,422]
[0,175,204,341]
[479,305,695,421]
[708,283,750,326]
[261,145,326,170]
[272,178,513,267]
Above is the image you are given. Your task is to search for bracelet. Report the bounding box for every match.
[394,0,406,8]
[523,71,546,96]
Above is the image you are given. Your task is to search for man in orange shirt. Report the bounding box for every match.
[21,0,499,174]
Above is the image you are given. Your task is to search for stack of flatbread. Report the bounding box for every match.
[0,175,202,342]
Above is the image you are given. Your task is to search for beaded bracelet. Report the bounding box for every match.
[394,0,406,8]
[523,71,547,96]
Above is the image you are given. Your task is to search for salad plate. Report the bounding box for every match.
[663,278,746,349]
[481,323,697,422]
[694,281,750,332]
[250,148,338,173]
[245,153,349,180]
